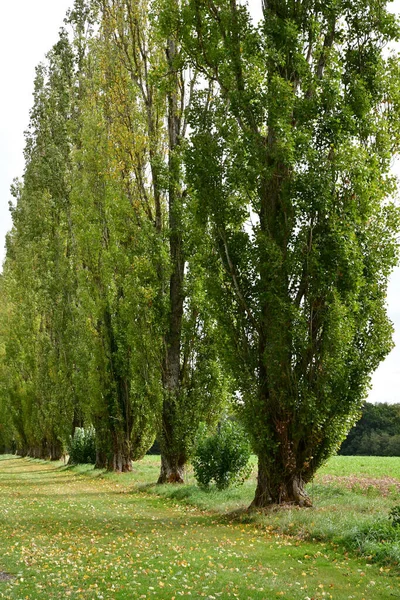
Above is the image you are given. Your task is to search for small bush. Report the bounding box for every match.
[68,427,96,465]
[192,420,251,490]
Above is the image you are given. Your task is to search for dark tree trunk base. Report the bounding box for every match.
[49,441,63,461]
[94,449,132,473]
[95,449,108,470]
[250,458,312,508]
[157,454,185,484]
[109,453,132,473]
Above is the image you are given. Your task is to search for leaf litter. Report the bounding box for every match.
[0,456,399,599]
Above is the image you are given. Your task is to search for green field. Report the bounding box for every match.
[0,455,399,599]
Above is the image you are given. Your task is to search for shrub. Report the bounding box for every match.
[192,420,251,490]
[68,427,96,465]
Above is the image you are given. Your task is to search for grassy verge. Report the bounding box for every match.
[0,455,399,599]
[134,456,400,569]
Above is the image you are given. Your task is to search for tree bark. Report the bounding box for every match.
[158,32,186,484]
[158,451,185,484]
[250,456,312,508]
[110,430,133,472]
[93,305,134,472]
[95,446,108,470]
[94,414,133,472]
[49,439,63,461]
[158,392,187,483]
[94,442,132,472]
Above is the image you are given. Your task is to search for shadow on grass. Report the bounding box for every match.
[0,502,223,537]
[0,468,64,476]
[136,482,197,499]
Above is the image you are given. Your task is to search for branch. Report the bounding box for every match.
[216,227,260,334]
[305,16,336,98]
[182,68,199,138]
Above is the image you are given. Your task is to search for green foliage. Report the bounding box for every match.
[67,427,96,465]
[192,421,251,490]
[90,0,229,477]
[0,293,13,453]
[343,519,400,565]
[389,505,400,528]
[0,30,79,461]
[0,0,229,474]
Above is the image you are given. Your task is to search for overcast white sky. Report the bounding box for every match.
[1,0,400,404]
[0,0,73,260]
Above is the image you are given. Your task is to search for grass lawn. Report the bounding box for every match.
[318,455,400,480]
[0,455,399,599]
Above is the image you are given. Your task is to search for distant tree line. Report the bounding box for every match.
[339,403,400,456]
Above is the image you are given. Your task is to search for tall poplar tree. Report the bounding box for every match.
[183,0,400,505]
[1,32,79,458]
[96,0,228,481]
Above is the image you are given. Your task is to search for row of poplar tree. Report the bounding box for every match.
[1,0,400,507]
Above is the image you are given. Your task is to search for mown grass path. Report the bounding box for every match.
[0,456,398,599]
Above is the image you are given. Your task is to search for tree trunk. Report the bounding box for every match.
[49,439,63,461]
[158,395,186,483]
[158,450,185,484]
[94,445,132,472]
[94,418,132,472]
[95,446,108,470]
[158,33,186,483]
[110,431,132,472]
[250,456,312,508]
[16,447,28,458]
[93,305,134,472]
